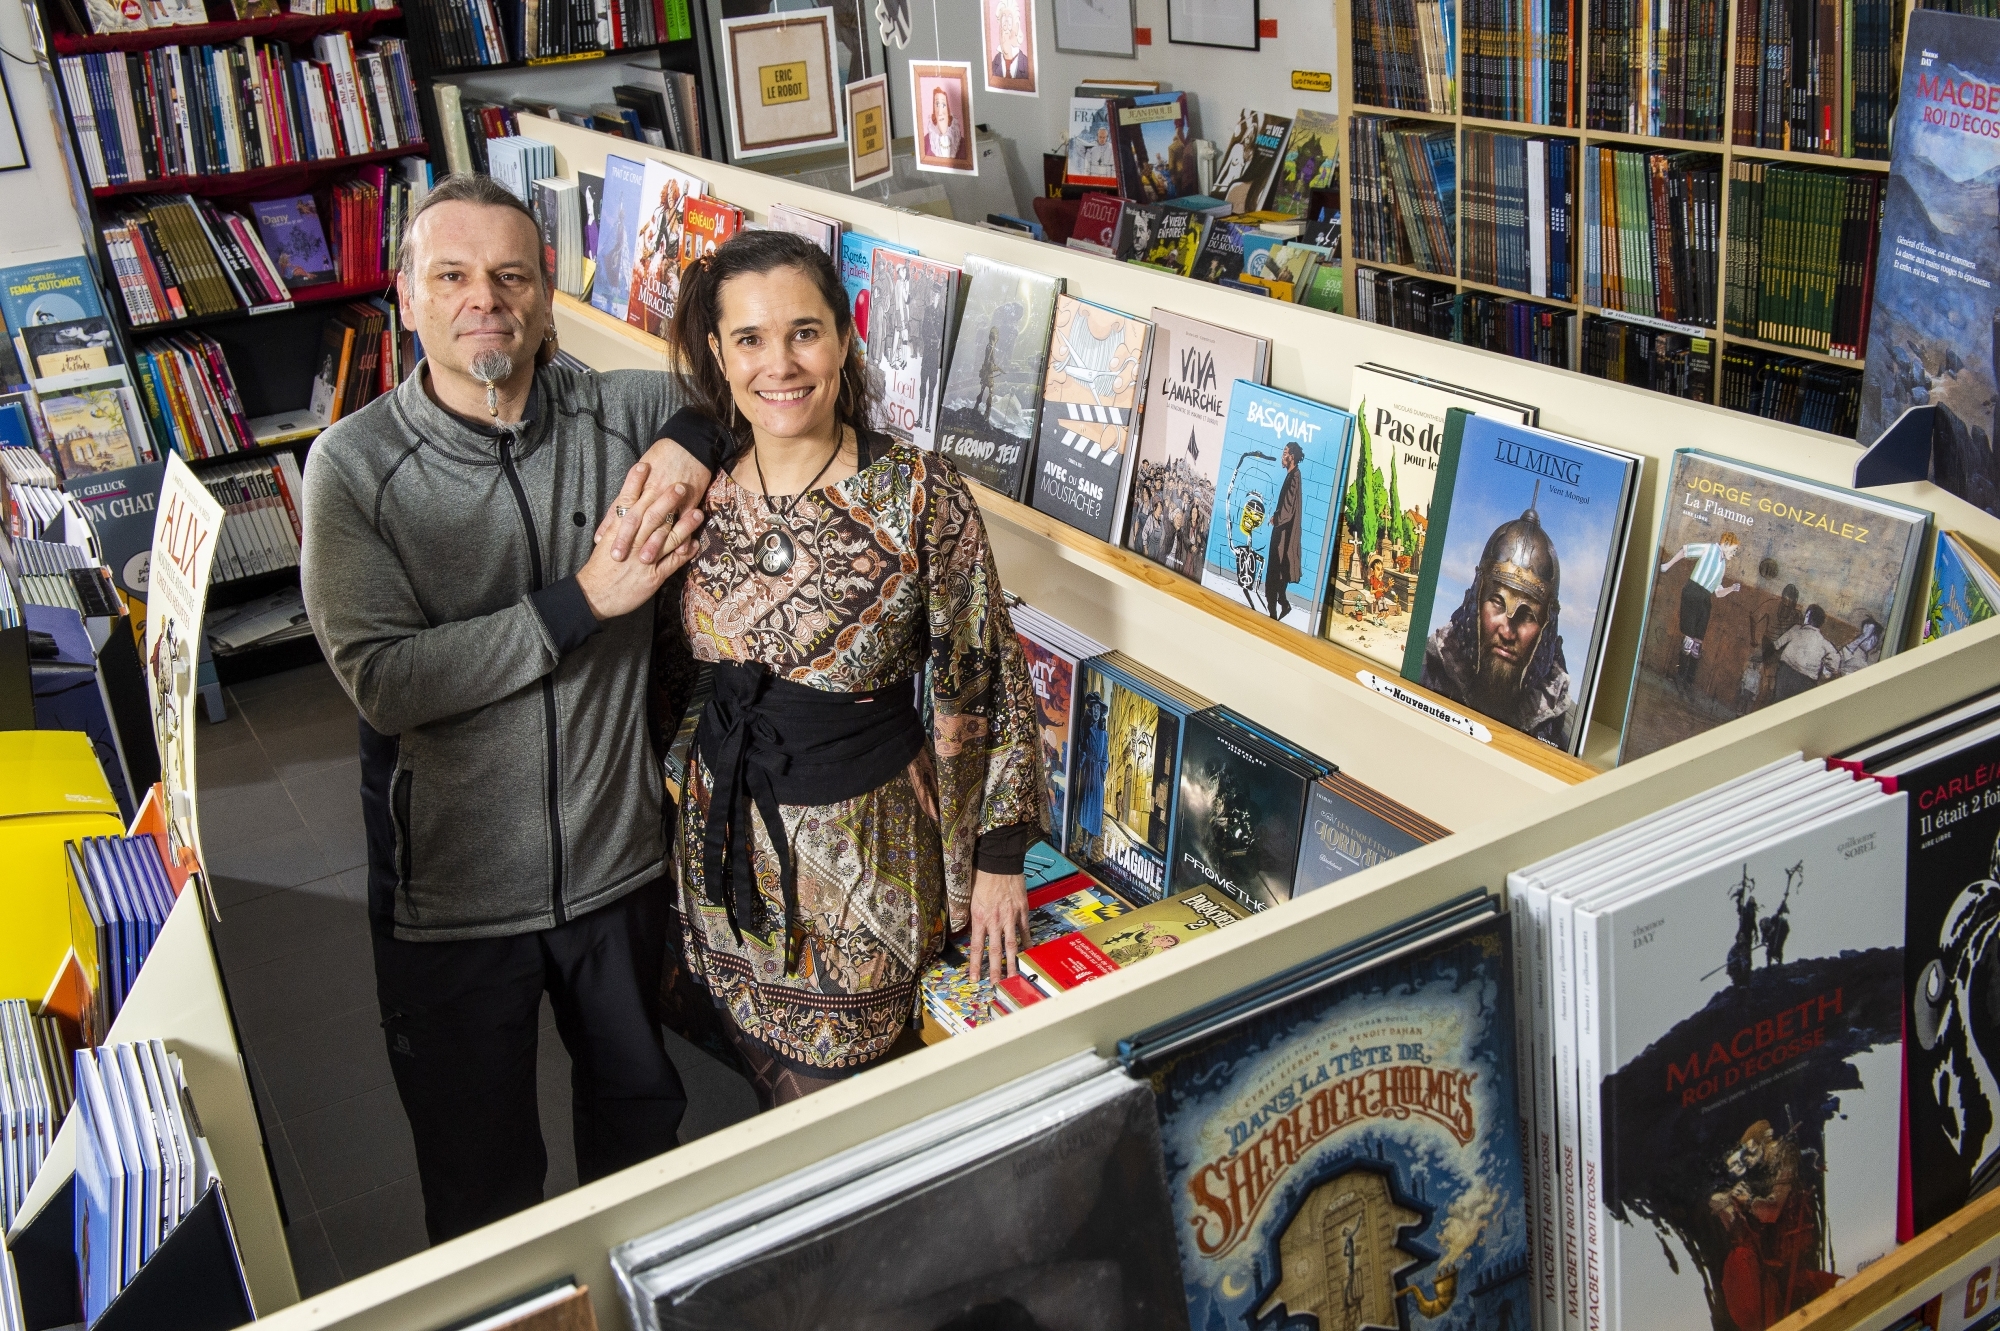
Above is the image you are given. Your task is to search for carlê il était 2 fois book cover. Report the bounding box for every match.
[1139,913,1531,1331]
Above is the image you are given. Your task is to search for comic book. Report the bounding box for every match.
[1267,110,1341,217]
[1067,651,1210,902]
[1111,92,1198,203]
[865,249,961,451]
[1010,599,1106,844]
[1293,771,1452,894]
[1027,295,1154,543]
[1209,109,1292,211]
[624,159,704,336]
[1124,310,1269,579]
[935,254,1062,498]
[1169,706,1333,910]
[676,196,742,273]
[1923,530,2000,643]
[589,155,646,319]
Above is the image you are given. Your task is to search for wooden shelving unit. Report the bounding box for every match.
[87,144,428,199]
[1338,0,1902,416]
[49,4,401,52]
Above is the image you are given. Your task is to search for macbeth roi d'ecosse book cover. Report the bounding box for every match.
[1123,310,1270,579]
[935,254,1062,498]
[1857,9,2000,517]
[1619,450,1929,764]
[1132,910,1531,1331]
[1404,411,1641,756]
[1327,366,1536,673]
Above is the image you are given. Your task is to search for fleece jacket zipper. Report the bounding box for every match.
[498,433,568,926]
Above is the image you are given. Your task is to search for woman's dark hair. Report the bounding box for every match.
[668,229,872,461]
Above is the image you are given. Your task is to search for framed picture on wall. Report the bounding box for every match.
[0,66,27,172]
[1054,0,1136,57]
[908,61,978,175]
[1167,0,1258,48]
[719,7,846,158]
[845,73,894,188]
[982,0,1038,95]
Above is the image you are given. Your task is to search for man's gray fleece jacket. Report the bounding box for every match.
[301,361,686,942]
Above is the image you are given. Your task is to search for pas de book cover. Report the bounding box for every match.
[1142,914,1530,1331]
[589,155,647,319]
[1327,367,1535,673]
[1124,310,1270,579]
[1619,450,1929,765]
[1029,296,1154,543]
[1068,653,1195,903]
[1856,9,2000,517]
[1200,381,1354,635]
[1405,411,1640,756]
[936,254,1062,498]
[866,250,961,452]
[1589,794,1906,1331]
[1887,725,2000,1235]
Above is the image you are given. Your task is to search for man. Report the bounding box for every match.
[1419,499,1574,749]
[300,174,725,1244]
[1659,531,1742,691]
[1838,615,1884,676]
[1771,605,1840,701]
[989,0,1031,83]
[1264,442,1304,622]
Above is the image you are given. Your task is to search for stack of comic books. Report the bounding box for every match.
[0,1000,70,1231]
[1292,770,1452,893]
[1169,705,1336,910]
[608,1053,1188,1331]
[1512,755,1905,1331]
[1007,598,1106,844]
[998,884,1251,1011]
[1066,651,1211,903]
[65,836,178,1047]
[1118,891,1531,1331]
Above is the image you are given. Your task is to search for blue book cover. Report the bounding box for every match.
[74,1049,124,1327]
[250,196,335,288]
[1923,530,2000,642]
[1024,839,1083,889]
[590,154,647,319]
[1200,381,1355,635]
[1143,914,1529,1331]
[0,257,103,333]
[1858,8,2000,508]
[1405,410,1640,755]
[1068,653,1203,903]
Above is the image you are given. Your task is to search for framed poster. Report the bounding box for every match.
[719,7,845,158]
[982,0,1038,95]
[845,73,893,188]
[1054,0,1136,57]
[1167,0,1258,48]
[909,61,977,175]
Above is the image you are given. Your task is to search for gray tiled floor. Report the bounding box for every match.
[197,660,759,1297]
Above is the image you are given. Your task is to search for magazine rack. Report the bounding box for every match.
[223,121,2000,1331]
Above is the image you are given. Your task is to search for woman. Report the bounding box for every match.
[662,230,1045,1107]
[925,86,962,164]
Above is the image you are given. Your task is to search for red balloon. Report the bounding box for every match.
[854,289,870,343]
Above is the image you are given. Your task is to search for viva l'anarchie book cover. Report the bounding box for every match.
[1857,9,2000,516]
[1142,914,1531,1331]
[935,254,1062,498]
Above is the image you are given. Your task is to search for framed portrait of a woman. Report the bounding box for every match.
[909,61,977,175]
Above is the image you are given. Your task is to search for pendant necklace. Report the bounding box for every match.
[751,434,843,577]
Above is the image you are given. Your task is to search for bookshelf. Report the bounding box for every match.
[1334,0,1910,433]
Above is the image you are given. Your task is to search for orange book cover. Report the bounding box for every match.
[677,197,743,273]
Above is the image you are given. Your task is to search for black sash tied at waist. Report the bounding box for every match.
[692,660,926,969]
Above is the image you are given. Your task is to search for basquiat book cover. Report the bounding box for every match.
[1200,381,1354,635]
[1882,722,2000,1235]
[1587,791,1907,1331]
[1857,9,2000,514]
[1124,311,1270,579]
[1068,652,1205,903]
[1407,411,1641,756]
[936,254,1062,497]
[1029,295,1154,543]
[1619,450,1929,764]
[1139,913,1532,1331]
[589,155,645,318]
[1326,366,1535,673]
[1113,92,1199,203]
[866,249,962,451]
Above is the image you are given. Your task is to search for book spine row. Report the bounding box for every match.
[327,168,422,284]
[199,455,304,583]
[1585,0,1727,138]
[1730,0,1894,158]
[132,329,257,459]
[1580,313,1718,401]
[1463,0,1575,123]
[1351,115,1457,275]
[1718,343,1862,433]
[102,195,306,328]
[405,0,665,71]
[57,35,421,189]
[1463,130,1575,300]
[1354,265,1575,366]
[1581,146,1720,327]
[1723,162,1880,356]
[1352,0,1456,112]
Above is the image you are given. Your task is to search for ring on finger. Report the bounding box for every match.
[616,505,630,517]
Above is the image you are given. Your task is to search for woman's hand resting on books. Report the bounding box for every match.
[968,872,1030,984]
[577,462,705,620]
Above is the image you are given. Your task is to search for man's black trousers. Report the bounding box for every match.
[370,877,688,1245]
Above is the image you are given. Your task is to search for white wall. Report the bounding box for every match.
[881,0,1340,213]
[0,0,89,263]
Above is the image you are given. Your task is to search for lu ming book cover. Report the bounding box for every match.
[1143,913,1529,1331]
[1589,793,1906,1331]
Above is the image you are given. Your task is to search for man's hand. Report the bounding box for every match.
[596,437,715,563]
[577,493,704,620]
[967,870,1029,985]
